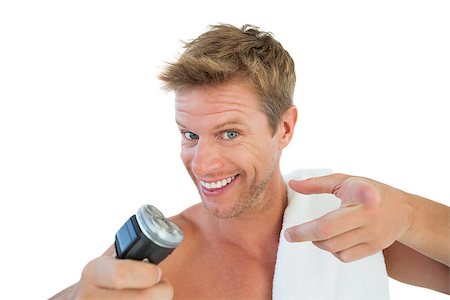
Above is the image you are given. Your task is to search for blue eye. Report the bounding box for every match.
[183,131,199,140]
[222,130,239,140]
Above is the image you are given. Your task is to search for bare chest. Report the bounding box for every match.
[162,247,275,300]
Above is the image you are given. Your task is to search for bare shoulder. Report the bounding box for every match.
[168,203,206,236]
[161,204,207,269]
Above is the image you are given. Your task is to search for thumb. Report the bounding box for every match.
[289,173,351,195]
[290,174,381,208]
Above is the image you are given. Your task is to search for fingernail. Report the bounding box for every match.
[284,230,293,242]
[156,266,162,281]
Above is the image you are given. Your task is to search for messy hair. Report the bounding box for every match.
[158,24,296,133]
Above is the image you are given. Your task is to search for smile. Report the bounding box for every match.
[200,175,237,190]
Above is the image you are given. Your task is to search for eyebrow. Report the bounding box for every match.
[213,119,245,131]
[175,120,185,128]
[175,119,245,131]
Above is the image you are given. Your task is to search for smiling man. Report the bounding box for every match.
[160,77,296,298]
[51,24,449,299]
[174,80,291,220]
[154,27,299,296]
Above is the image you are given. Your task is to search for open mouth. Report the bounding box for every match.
[199,174,239,193]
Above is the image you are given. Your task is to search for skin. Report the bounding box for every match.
[285,174,450,294]
[50,79,449,299]
[160,79,297,299]
[49,251,173,299]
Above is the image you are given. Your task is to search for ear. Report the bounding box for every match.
[278,106,298,149]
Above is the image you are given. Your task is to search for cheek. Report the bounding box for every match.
[233,142,276,172]
[243,137,278,158]
[180,146,193,167]
[254,144,280,173]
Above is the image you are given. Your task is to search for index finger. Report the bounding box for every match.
[284,205,363,242]
[289,173,351,195]
[82,256,162,289]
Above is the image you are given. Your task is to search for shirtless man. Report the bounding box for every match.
[51,24,449,299]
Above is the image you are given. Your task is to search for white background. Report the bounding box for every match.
[0,1,448,299]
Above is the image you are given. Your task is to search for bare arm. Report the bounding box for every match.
[384,241,449,294]
[285,174,450,294]
[398,194,449,267]
[49,245,173,299]
[384,194,449,294]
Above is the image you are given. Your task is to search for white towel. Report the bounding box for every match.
[273,169,390,300]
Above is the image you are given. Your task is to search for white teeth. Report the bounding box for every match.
[200,175,236,190]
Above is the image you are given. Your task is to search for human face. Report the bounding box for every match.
[175,80,284,219]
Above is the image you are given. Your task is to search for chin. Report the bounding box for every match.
[201,198,255,219]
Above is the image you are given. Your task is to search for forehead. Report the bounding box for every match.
[175,80,264,128]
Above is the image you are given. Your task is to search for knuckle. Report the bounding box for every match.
[110,262,128,288]
[336,252,353,263]
[80,259,96,280]
[323,239,338,253]
[316,221,333,239]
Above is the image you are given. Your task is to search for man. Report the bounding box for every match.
[51,24,449,299]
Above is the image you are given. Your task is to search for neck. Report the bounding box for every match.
[213,171,287,256]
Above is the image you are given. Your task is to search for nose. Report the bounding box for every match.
[191,138,224,177]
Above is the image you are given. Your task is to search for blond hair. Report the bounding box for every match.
[159,24,296,133]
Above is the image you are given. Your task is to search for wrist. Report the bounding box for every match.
[397,191,419,246]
